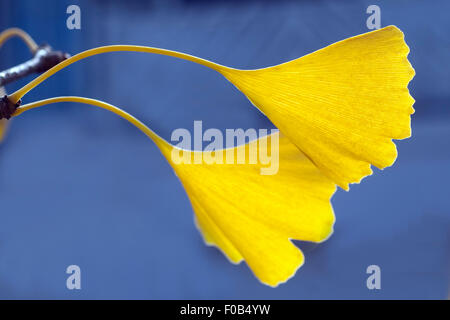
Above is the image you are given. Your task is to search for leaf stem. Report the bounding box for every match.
[10,45,230,103]
[14,96,170,151]
[0,28,38,53]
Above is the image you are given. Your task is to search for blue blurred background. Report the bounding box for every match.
[0,0,448,299]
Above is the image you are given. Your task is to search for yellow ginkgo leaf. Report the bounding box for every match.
[8,26,414,191]
[221,25,415,190]
[15,96,337,287]
[157,131,336,287]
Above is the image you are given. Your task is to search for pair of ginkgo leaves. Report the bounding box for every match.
[0,26,414,287]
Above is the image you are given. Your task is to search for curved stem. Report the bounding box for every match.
[0,28,38,53]
[14,96,170,151]
[10,45,232,103]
